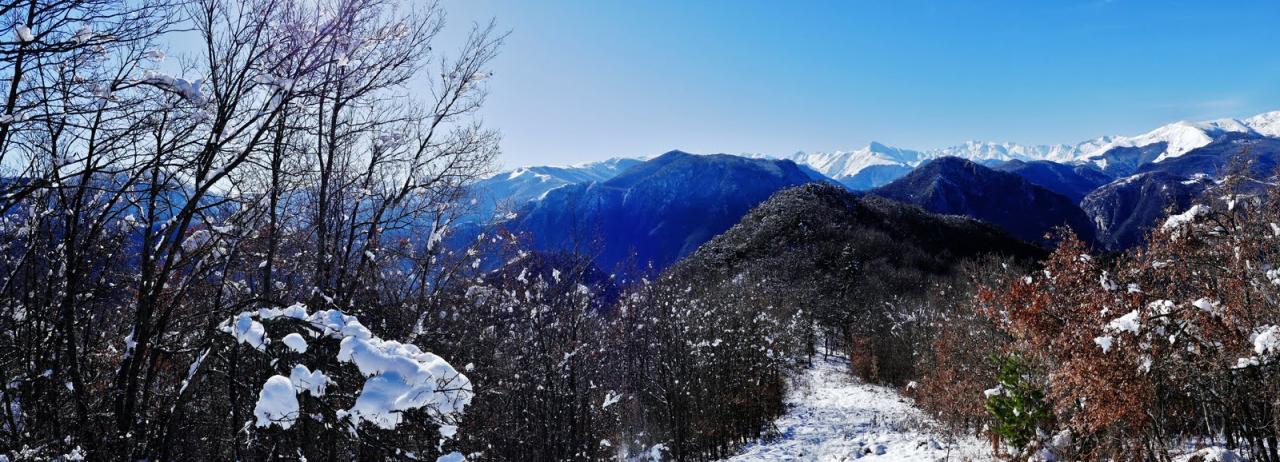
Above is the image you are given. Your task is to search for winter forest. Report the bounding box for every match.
[3,0,1280,461]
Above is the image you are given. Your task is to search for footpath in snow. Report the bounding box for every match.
[723,356,992,462]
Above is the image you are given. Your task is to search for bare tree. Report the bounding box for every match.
[0,0,501,458]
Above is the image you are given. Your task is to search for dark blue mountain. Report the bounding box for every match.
[1134,136,1280,179]
[870,157,1096,246]
[1080,172,1213,251]
[508,150,818,275]
[994,159,1114,202]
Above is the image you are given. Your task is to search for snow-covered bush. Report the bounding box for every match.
[963,175,1280,460]
[221,304,472,432]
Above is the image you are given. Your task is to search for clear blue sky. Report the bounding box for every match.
[440,0,1280,168]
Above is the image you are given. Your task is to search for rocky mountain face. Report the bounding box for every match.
[1079,172,1213,251]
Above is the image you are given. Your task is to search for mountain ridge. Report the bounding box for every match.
[507,150,818,275]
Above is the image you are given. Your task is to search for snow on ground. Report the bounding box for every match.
[724,356,992,462]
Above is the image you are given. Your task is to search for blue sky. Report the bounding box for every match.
[441,0,1280,168]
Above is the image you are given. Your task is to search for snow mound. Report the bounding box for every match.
[227,312,268,350]
[254,375,299,429]
[282,333,308,353]
[1252,325,1280,356]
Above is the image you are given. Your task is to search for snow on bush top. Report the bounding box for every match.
[254,375,299,429]
[222,303,473,431]
[1161,204,1209,239]
[1106,310,1141,335]
[1253,325,1280,356]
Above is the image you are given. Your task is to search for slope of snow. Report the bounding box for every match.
[1085,120,1253,163]
[1245,111,1280,137]
[773,142,928,179]
[723,356,990,462]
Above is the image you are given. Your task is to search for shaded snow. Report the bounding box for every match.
[723,357,990,461]
[228,312,268,350]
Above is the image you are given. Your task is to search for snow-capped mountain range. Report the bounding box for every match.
[472,109,1280,217]
[747,110,1280,187]
[753,138,1118,181]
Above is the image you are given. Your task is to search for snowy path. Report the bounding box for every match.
[723,356,993,462]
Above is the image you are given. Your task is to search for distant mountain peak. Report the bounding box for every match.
[866,141,895,152]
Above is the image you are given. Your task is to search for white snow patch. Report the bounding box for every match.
[14,25,33,43]
[722,356,989,461]
[1253,325,1280,356]
[281,333,308,353]
[602,390,622,409]
[1192,298,1222,316]
[1095,335,1115,353]
[289,364,330,397]
[1162,205,1209,232]
[1107,310,1141,335]
[1175,446,1241,462]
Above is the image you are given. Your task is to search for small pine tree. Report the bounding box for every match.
[984,354,1052,451]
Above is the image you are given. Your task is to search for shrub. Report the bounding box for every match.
[983,354,1052,451]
